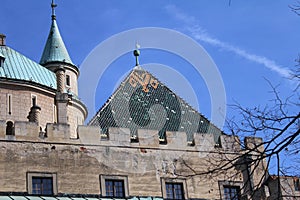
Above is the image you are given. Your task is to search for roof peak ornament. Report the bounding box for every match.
[133,42,140,67]
[51,0,57,20]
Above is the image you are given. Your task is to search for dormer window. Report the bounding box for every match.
[0,54,5,67]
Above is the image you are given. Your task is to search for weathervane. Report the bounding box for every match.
[51,0,57,20]
[133,42,141,66]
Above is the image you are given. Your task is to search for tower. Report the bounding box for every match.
[40,0,87,137]
[40,0,79,96]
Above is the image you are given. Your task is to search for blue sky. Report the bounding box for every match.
[1,1,299,127]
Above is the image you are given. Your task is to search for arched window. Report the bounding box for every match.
[6,121,14,135]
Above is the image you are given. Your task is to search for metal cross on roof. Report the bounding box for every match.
[133,42,140,66]
[51,0,57,20]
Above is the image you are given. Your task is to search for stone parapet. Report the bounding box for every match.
[46,123,70,142]
[220,135,241,151]
[138,129,160,148]
[0,121,257,152]
[14,121,40,140]
[244,137,264,153]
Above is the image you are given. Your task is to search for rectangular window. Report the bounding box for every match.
[294,178,300,191]
[27,172,57,195]
[7,94,12,115]
[223,186,241,200]
[100,175,128,198]
[66,75,70,86]
[161,179,187,199]
[32,177,53,195]
[105,179,125,198]
[166,182,184,199]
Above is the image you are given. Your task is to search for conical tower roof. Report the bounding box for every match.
[40,2,74,66]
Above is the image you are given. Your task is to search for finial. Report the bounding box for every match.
[133,42,140,66]
[51,0,57,20]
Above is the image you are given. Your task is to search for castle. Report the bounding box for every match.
[0,2,299,200]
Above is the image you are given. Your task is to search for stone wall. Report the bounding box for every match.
[67,100,86,139]
[267,176,300,200]
[0,120,267,199]
[0,83,87,139]
[0,84,55,129]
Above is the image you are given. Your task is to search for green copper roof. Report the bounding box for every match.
[40,19,74,66]
[89,67,222,142]
[0,45,56,89]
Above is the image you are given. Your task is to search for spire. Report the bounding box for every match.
[40,0,74,66]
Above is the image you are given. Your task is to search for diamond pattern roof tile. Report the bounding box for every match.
[89,67,223,142]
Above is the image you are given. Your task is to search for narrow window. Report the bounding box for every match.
[66,75,70,86]
[294,178,300,191]
[53,105,57,123]
[223,186,241,200]
[7,94,12,115]
[165,182,184,199]
[31,95,37,106]
[32,177,53,195]
[6,121,14,135]
[105,179,125,198]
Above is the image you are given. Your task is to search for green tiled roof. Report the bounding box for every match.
[89,67,222,142]
[40,19,74,66]
[0,45,56,89]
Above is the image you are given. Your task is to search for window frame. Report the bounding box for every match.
[219,181,243,200]
[161,178,187,200]
[100,175,129,198]
[27,172,57,195]
[66,74,70,87]
[294,178,300,192]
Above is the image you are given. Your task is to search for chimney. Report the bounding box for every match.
[0,34,6,46]
[27,105,41,124]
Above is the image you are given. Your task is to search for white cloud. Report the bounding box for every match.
[165,5,292,79]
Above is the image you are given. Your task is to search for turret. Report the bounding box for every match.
[40,0,79,96]
[39,0,87,138]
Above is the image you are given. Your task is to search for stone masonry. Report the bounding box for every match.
[0,120,268,199]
